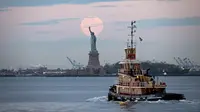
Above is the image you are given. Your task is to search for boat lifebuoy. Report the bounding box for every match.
[160,82,166,85]
[163,82,166,85]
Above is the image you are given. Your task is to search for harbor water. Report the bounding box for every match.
[0,76,199,112]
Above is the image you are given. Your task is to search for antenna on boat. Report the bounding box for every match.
[128,21,137,55]
[127,39,130,48]
[128,21,137,49]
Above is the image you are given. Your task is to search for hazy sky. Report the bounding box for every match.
[0,0,200,69]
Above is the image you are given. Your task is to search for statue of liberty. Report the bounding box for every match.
[89,26,97,52]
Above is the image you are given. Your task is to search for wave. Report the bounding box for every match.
[86,96,200,106]
[179,99,200,105]
[145,99,200,105]
[86,96,107,102]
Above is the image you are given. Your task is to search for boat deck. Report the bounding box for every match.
[116,85,166,88]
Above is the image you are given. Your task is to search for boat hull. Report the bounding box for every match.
[108,91,185,101]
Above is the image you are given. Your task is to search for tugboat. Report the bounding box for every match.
[108,21,185,102]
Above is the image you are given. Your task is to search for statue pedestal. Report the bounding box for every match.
[86,51,105,75]
[88,51,100,66]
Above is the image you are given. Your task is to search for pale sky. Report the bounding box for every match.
[0,0,200,69]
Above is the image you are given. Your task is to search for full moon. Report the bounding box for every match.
[80,16,104,36]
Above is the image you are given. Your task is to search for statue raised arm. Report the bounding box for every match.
[89,26,95,35]
[89,26,92,33]
[88,26,97,52]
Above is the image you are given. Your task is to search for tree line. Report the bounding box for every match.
[103,61,188,75]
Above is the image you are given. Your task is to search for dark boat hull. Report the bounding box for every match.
[108,91,185,101]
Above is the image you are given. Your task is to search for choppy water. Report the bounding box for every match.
[0,76,199,112]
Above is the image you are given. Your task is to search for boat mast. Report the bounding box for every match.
[126,21,137,75]
[127,39,130,48]
[127,21,137,60]
[128,21,137,50]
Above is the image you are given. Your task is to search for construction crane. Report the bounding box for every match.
[186,58,195,68]
[193,62,200,69]
[183,58,191,69]
[66,57,76,69]
[174,57,191,70]
[177,57,188,68]
[174,57,186,69]
[187,58,200,71]
[66,57,84,69]
[174,57,182,66]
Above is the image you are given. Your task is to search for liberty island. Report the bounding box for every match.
[44,26,106,76]
[0,26,107,77]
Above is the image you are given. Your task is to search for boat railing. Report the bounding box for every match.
[119,82,148,87]
[133,82,149,87]
[119,82,166,88]
[118,69,137,76]
[118,69,129,74]
[118,69,144,76]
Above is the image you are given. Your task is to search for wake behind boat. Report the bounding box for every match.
[107,21,185,102]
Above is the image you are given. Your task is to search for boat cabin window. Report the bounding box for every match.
[127,63,130,70]
[120,64,123,69]
[120,64,126,70]
[119,62,142,75]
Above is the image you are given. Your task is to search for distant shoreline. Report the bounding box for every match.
[0,74,200,77]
